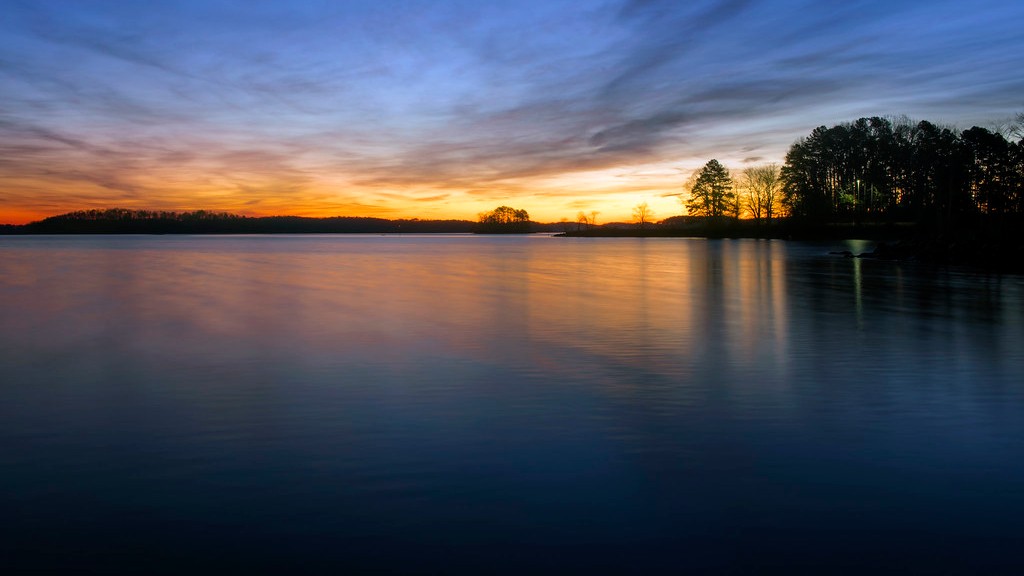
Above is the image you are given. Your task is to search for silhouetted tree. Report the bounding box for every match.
[962,126,1014,218]
[477,205,531,233]
[777,116,1024,231]
[574,210,599,230]
[904,121,970,228]
[632,202,653,227]
[1012,112,1024,141]
[687,159,734,217]
[1013,136,1024,214]
[743,164,782,225]
[782,117,906,220]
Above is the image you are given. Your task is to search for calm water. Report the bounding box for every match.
[1,234,1023,574]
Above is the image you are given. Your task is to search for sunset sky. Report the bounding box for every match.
[1,0,1022,224]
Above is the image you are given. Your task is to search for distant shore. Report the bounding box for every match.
[559,223,1024,273]
[556,222,914,241]
[4,209,1021,273]
[0,209,562,235]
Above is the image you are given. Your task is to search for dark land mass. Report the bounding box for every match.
[0,208,568,235]
[560,215,1024,273]
[3,208,1022,273]
[560,216,917,240]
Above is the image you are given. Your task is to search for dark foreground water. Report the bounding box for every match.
[1,235,1022,574]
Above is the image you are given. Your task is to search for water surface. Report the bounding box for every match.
[1,235,1022,573]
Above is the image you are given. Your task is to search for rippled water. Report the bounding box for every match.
[1,235,1022,573]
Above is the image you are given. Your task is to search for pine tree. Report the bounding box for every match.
[687,159,734,217]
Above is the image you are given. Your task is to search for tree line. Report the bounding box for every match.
[682,159,784,227]
[0,207,574,234]
[783,116,1023,229]
[7,208,482,234]
[684,115,1024,234]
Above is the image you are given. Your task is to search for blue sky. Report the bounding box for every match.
[1,0,1022,223]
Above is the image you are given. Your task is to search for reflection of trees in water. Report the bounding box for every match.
[516,239,795,411]
[688,240,792,387]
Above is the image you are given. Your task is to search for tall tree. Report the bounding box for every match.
[962,126,1013,217]
[687,159,734,217]
[1012,137,1024,214]
[782,116,976,227]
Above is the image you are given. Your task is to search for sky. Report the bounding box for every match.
[1,0,1022,224]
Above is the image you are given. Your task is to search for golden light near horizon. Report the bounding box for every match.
[1,157,707,225]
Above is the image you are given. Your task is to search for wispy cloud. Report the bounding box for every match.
[1,0,1022,222]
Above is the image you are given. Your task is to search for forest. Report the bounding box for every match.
[0,207,570,234]
[780,116,1023,232]
[674,116,1024,234]
[4,209,480,234]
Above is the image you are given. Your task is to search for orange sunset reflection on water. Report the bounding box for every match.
[3,234,1024,573]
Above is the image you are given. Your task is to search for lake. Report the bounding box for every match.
[1,234,1022,574]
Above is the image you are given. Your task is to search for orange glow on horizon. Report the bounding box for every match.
[1,161,704,226]
[1,208,50,226]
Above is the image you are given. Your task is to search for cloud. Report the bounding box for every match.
[413,194,451,203]
[1,0,1023,222]
[605,0,755,95]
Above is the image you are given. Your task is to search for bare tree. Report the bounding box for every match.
[574,210,601,230]
[1010,112,1024,140]
[680,171,699,215]
[742,164,782,225]
[632,201,653,228]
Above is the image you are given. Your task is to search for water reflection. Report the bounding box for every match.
[1,235,1022,573]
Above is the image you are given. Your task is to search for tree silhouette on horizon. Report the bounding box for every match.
[687,159,734,217]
